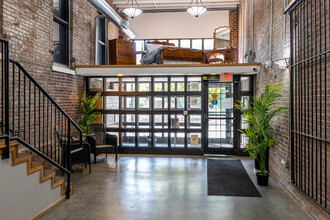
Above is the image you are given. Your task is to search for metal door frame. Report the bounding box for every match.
[203,75,250,156]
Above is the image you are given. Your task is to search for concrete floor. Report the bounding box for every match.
[40,155,313,220]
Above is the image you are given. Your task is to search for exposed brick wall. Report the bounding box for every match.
[229,9,239,49]
[0,1,3,35]
[239,0,329,219]
[0,0,120,176]
[108,21,120,40]
[0,0,119,122]
[105,0,126,40]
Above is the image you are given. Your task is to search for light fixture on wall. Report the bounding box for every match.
[123,0,142,19]
[187,0,207,18]
[275,58,290,70]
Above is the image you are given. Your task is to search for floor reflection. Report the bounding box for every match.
[41,156,312,220]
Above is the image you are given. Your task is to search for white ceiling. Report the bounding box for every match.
[113,0,241,10]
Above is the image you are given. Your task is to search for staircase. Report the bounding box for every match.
[0,39,83,201]
[0,141,67,195]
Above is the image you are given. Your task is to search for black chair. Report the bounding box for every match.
[86,123,118,164]
[56,131,91,174]
[70,141,91,174]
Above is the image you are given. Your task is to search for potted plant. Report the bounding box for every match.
[234,81,287,186]
[79,92,101,134]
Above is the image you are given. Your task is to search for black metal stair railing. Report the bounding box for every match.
[0,39,83,199]
[0,39,10,159]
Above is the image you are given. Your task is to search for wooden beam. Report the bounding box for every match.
[75,63,261,76]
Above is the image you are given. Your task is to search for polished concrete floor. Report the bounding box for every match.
[40,155,313,220]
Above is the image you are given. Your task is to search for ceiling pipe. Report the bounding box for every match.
[251,0,254,54]
[88,0,136,39]
[265,0,273,69]
[240,4,244,63]
[269,0,273,63]
[284,0,290,167]
[283,0,288,58]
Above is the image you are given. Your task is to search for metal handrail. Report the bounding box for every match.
[0,39,10,160]
[0,39,81,198]
[9,59,82,133]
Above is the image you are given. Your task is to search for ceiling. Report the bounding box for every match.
[112,0,241,10]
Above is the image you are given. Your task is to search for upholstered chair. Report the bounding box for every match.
[86,123,118,164]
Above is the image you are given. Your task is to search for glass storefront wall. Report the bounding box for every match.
[90,76,203,152]
[88,75,253,155]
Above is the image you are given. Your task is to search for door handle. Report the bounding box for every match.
[205,117,235,120]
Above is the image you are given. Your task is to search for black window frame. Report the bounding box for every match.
[95,15,106,65]
[132,38,214,64]
[87,76,204,155]
[53,0,69,66]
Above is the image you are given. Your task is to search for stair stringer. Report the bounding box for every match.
[0,142,67,220]
[10,145,66,194]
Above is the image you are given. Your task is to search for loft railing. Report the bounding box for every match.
[0,39,83,198]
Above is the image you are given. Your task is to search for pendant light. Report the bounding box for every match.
[123,0,142,19]
[187,0,207,18]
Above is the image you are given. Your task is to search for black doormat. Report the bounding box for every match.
[207,159,261,197]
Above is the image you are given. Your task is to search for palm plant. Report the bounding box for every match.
[234,81,287,176]
[79,92,101,134]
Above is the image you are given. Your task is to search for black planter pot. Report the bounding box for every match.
[256,173,269,186]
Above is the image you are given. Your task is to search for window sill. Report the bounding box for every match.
[52,64,76,75]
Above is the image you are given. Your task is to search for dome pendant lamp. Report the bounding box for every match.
[187,0,207,18]
[123,0,142,19]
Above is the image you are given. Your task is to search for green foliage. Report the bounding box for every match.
[79,92,101,133]
[234,81,288,175]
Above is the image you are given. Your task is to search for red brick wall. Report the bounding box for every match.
[238,0,329,219]
[229,9,239,49]
[0,0,119,121]
[108,21,120,40]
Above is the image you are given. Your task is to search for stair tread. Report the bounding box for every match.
[0,140,20,149]
[54,176,65,183]
[17,151,31,158]
[44,169,55,177]
[31,161,43,168]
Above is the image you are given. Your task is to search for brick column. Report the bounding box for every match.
[229,9,239,49]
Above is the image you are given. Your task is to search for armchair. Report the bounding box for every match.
[86,123,118,164]
[71,141,91,174]
[56,131,91,174]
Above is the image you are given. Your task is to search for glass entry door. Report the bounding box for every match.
[203,80,239,154]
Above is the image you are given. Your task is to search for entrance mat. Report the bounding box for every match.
[207,159,261,197]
